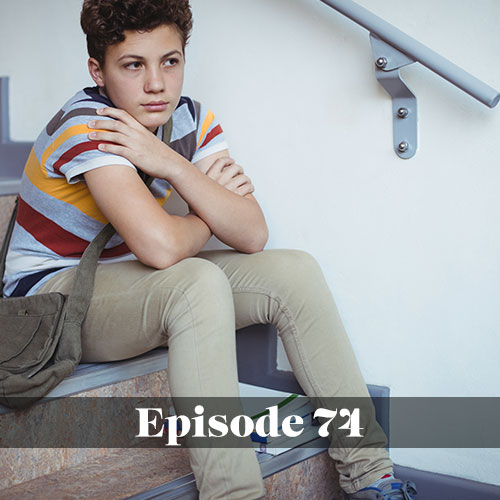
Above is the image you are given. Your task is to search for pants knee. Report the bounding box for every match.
[152,257,232,296]
[181,257,232,296]
[158,258,234,335]
[260,249,325,292]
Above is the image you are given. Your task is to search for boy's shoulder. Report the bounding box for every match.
[32,87,134,184]
[35,87,113,162]
[44,87,112,137]
[171,96,227,163]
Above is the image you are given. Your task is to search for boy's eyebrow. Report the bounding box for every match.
[118,50,183,62]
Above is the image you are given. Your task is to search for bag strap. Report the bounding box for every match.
[162,116,173,147]
[0,197,20,297]
[63,117,172,323]
[63,221,115,325]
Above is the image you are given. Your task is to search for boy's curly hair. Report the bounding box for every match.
[81,0,193,64]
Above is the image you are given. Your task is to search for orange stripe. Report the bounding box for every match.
[200,125,223,149]
[196,111,215,148]
[41,124,92,171]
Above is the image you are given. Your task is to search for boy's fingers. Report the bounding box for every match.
[96,142,126,156]
[88,130,127,145]
[206,157,234,176]
[219,165,243,184]
[88,119,124,132]
[225,175,253,195]
[212,156,235,169]
[222,164,243,175]
[236,183,254,196]
[96,107,138,126]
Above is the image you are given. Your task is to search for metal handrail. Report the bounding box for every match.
[320,0,500,109]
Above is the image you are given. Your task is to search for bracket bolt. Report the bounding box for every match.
[376,57,388,68]
[398,141,409,153]
[397,107,409,118]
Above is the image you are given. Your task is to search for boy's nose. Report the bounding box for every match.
[144,69,164,93]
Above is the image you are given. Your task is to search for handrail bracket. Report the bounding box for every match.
[370,34,418,159]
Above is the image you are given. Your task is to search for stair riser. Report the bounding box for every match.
[0,369,169,489]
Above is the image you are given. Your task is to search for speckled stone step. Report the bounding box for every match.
[0,446,342,500]
[0,350,171,490]
[1,194,343,498]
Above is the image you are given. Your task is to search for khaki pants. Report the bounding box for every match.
[38,249,392,499]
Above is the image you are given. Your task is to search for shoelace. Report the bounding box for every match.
[383,480,417,500]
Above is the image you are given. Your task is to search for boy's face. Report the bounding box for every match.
[89,24,185,132]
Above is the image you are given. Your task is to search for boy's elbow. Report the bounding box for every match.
[243,225,269,254]
[138,249,178,270]
[135,232,184,270]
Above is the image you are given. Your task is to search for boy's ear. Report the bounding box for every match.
[88,57,105,87]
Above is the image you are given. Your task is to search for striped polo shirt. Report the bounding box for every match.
[3,87,228,297]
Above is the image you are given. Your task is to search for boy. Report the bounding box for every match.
[3,0,416,498]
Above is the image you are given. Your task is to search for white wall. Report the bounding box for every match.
[1,0,499,486]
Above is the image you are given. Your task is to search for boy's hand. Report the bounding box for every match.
[88,107,174,179]
[205,157,255,197]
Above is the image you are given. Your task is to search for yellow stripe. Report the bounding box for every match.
[41,124,91,171]
[156,188,172,207]
[197,111,215,148]
[25,149,109,223]
[25,149,173,222]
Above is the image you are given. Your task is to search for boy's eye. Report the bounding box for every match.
[164,58,179,67]
[125,61,142,70]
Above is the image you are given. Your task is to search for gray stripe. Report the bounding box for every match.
[46,107,98,136]
[194,100,201,129]
[170,131,197,162]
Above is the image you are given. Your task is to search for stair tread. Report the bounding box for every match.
[1,448,342,500]
[262,450,341,500]
[0,447,192,500]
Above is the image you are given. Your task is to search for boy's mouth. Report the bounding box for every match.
[143,101,168,112]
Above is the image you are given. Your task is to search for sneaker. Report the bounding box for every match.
[342,477,417,499]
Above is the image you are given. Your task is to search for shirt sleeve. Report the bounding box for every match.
[192,102,229,163]
[42,100,136,185]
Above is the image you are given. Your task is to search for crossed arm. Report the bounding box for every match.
[84,107,269,269]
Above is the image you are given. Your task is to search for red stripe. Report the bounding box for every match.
[200,124,223,149]
[17,197,130,258]
[100,241,130,259]
[53,141,100,175]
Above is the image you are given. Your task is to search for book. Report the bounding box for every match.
[250,402,314,444]
[239,382,310,420]
[254,417,323,456]
[163,383,320,455]
[238,382,320,452]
